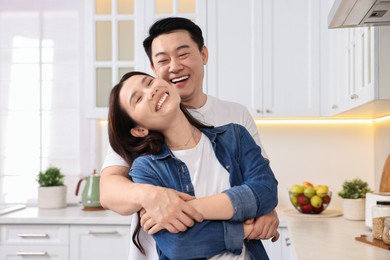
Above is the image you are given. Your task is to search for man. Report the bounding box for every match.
[100,17,279,259]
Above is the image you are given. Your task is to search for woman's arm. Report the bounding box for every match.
[100,166,203,233]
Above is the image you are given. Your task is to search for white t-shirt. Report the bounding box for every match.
[101,95,266,260]
[172,134,250,260]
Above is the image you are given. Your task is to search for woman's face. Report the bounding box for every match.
[119,74,181,131]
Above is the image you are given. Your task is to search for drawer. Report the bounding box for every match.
[0,245,68,260]
[0,224,69,245]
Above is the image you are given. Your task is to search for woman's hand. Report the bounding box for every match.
[141,186,204,234]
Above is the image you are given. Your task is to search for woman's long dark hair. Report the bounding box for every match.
[108,71,212,254]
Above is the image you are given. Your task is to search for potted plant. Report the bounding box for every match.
[338,178,372,220]
[36,166,67,208]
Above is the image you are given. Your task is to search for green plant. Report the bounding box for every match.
[338,178,372,199]
[36,166,64,187]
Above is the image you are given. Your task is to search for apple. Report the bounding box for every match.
[310,195,323,208]
[290,184,304,195]
[297,194,309,205]
[303,181,313,188]
[303,187,315,198]
[290,195,298,206]
[313,204,324,213]
[322,195,331,204]
[300,203,313,213]
[316,185,329,197]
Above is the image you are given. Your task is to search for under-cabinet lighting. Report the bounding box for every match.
[254,118,373,125]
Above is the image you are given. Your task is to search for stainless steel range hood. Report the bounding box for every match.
[329,0,390,28]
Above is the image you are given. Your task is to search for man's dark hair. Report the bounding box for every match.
[143,17,204,65]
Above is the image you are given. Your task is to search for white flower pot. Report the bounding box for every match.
[342,198,366,220]
[38,186,67,209]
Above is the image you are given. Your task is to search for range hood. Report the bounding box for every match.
[329,0,390,28]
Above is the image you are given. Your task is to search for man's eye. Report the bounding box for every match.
[158,59,168,64]
[136,96,142,103]
[179,53,189,59]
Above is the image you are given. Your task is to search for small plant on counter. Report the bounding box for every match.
[36,166,64,187]
[338,178,372,199]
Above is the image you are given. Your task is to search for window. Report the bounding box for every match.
[0,0,92,205]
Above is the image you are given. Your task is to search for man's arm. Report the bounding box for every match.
[100,165,203,232]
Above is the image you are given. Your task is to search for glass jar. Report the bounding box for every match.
[371,201,390,240]
[383,218,390,245]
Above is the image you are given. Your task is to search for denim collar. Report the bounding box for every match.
[149,126,226,161]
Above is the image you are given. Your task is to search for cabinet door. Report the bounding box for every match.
[69,225,130,260]
[207,0,321,118]
[262,227,295,260]
[206,0,263,117]
[263,0,320,117]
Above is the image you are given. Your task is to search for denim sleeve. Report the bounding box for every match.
[152,220,244,259]
[130,163,245,259]
[223,125,278,222]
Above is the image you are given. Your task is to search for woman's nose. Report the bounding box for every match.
[148,88,158,100]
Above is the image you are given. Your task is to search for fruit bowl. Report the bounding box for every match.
[289,189,332,214]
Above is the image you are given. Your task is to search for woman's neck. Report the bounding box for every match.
[163,115,201,150]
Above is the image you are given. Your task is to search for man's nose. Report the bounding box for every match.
[169,58,183,73]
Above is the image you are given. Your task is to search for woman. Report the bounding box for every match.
[108,71,278,260]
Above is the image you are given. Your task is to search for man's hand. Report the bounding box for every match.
[246,209,280,242]
[141,186,204,233]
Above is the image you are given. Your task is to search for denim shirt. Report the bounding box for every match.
[130,123,278,260]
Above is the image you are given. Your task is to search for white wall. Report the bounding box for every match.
[257,120,376,210]
[374,118,390,190]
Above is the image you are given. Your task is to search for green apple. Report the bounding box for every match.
[290,184,304,195]
[290,195,298,206]
[303,187,315,198]
[310,195,323,208]
[316,186,329,197]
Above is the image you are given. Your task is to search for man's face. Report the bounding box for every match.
[150,30,208,108]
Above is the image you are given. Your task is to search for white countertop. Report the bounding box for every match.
[283,209,390,260]
[0,205,132,225]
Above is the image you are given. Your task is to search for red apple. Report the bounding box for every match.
[297,194,309,205]
[300,203,313,213]
[322,195,331,204]
[313,205,324,214]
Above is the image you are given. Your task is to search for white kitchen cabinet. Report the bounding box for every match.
[263,227,295,260]
[69,225,130,260]
[0,224,69,260]
[321,1,390,117]
[206,0,321,118]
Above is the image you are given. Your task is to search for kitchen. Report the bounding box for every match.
[0,0,390,259]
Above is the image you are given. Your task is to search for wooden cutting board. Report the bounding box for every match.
[380,155,390,192]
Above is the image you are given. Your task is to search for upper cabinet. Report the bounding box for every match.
[321,1,390,118]
[85,0,206,119]
[206,0,321,118]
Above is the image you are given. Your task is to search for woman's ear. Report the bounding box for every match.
[130,126,149,137]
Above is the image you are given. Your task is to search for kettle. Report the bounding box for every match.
[75,170,103,210]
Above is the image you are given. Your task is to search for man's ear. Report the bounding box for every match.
[130,126,149,137]
[150,63,157,74]
[201,45,208,65]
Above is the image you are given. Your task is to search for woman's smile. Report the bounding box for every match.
[156,93,169,111]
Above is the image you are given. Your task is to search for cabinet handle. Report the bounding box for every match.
[331,105,338,109]
[350,94,359,100]
[17,233,49,238]
[17,251,48,256]
[256,109,263,114]
[285,237,291,247]
[88,230,119,235]
[265,109,272,114]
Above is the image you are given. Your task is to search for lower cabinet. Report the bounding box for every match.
[69,225,130,260]
[0,224,130,260]
[263,227,295,260]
